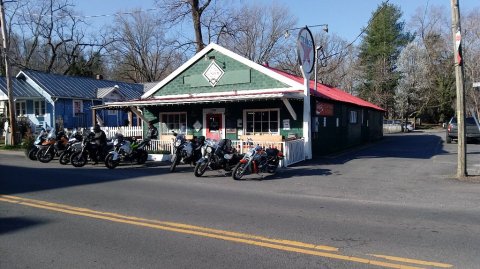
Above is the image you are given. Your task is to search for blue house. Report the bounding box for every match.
[0,70,144,131]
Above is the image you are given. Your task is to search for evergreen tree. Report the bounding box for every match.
[357,2,413,117]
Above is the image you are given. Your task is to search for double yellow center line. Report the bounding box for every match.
[0,195,453,269]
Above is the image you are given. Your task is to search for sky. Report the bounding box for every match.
[73,0,479,45]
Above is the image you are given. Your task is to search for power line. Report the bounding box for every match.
[26,7,161,19]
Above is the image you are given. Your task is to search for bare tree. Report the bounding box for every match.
[5,0,108,75]
[395,40,430,121]
[156,0,213,52]
[462,8,480,117]
[107,10,185,83]
[408,4,456,122]
[217,3,296,65]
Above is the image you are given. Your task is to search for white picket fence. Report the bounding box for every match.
[101,126,143,139]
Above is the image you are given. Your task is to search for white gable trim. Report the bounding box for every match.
[16,71,53,104]
[141,43,304,99]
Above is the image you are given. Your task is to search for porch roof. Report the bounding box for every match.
[92,89,303,109]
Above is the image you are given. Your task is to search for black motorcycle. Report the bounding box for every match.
[169,132,203,172]
[58,130,84,165]
[104,134,150,169]
[70,132,112,167]
[194,138,242,177]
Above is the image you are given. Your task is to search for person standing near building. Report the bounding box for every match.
[147,122,158,139]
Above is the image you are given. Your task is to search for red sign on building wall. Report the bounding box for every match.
[316,102,334,116]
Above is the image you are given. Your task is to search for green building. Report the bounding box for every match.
[96,43,384,163]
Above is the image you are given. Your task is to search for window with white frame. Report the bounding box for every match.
[244,109,279,135]
[34,100,45,116]
[15,101,26,116]
[160,112,187,134]
[349,110,358,124]
[73,100,83,115]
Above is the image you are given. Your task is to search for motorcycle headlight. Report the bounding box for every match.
[206,146,212,153]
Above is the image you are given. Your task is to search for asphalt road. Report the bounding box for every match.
[1,129,480,269]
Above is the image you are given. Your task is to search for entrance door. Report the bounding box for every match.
[205,113,223,141]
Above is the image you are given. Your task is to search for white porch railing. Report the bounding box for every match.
[101,126,143,139]
[93,126,306,167]
[145,140,174,154]
[283,138,305,167]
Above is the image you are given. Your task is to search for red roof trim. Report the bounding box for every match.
[266,66,385,112]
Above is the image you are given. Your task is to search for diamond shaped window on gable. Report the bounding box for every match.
[203,61,225,87]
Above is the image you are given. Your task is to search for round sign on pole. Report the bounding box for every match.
[296,27,315,76]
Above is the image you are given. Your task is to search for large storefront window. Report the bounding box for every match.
[244,109,279,135]
[160,112,187,134]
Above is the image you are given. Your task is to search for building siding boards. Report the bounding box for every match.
[154,51,288,97]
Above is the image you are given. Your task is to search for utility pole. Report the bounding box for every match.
[0,0,16,145]
[451,0,467,178]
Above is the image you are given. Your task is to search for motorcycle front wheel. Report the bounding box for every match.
[194,161,208,177]
[232,162,248,180]
[37,148,54,163]
[59,151,71,165]
[169,154,179,172]
[70,151,87,167]
[105,153,120,169]
[28,147,38,161]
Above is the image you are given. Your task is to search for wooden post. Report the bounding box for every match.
[451,0,467,178]
[0,0,16,145]
[92,108,96,126]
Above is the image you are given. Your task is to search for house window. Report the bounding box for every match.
[34,100,45,116]
[350,110,358,124]
[160,112,187,134]
[108,110,117,116]
[244,109,279,135]
[73,100,83,115]
[15,101,26,116]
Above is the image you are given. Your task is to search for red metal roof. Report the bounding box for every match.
[267,67,386,112]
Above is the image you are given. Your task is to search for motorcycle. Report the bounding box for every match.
[70,132,113,167]
[232,145,284,180]
[169,132,203,172]
[26,129,48,160]
[104,134,150,169]
[58,130,84,165]
[36,129,68,163]
[194,138,242,177]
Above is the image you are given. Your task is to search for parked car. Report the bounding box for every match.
[446,116,480,143]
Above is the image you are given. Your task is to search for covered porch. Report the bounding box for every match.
[91,90,307,167]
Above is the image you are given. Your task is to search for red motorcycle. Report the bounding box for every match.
[232,145,284,180]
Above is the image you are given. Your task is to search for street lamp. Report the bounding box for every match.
[314,45,327,93]
[284,24,328,39]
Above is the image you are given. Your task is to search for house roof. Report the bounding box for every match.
[96,85,127,99]
[16,70,144,100]
[267,67,385,112]
[0,77,43,99]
